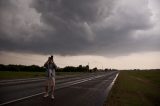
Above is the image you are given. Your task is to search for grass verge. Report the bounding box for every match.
[0,71,45,79]
[0,71,88,80]
[105,70,160,106]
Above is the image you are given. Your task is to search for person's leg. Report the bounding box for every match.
[51,77,55,99]
[43,79,49,97]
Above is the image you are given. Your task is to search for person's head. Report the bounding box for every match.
[50,55,53,59]
[50,55,53,60]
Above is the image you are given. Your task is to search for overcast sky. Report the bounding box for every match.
[0,0,160,69]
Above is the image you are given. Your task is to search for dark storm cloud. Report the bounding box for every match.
[0,0,160,56]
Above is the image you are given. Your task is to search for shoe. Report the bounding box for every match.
[43,93,49,98]
[51,95,54,99]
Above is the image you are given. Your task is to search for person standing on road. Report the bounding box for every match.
[43,55,57,99]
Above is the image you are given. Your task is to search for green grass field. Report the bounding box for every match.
[105,70,160,106]
[0,71,87,80]
[0,71,45,79]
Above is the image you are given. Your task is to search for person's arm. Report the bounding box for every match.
[44,60,49,68]
[53,62,57,70]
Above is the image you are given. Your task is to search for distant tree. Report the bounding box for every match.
[93,67,97,72]
[0,64,119,72]
[0,64,45,72]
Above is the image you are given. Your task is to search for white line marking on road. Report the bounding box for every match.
[0,79,46,85]
[105,72,119,98]
[0,92,45,106]
[0,73,96,85]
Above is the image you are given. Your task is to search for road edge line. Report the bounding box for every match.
[0,92,45,106]
[106,72,119,98]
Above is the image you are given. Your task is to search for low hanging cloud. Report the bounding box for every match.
[0,0,160,56]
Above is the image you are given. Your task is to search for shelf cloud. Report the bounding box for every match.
[0,0,160,57]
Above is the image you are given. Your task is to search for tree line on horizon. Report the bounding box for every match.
[0,64,115,72]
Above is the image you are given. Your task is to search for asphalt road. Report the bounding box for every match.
[0,71,118,106]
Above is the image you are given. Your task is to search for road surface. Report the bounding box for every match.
[0,71,119,106]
